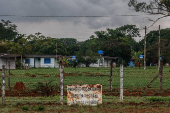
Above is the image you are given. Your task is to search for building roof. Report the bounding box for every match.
[0,53,20,58]
[24,55,62,58]
[103,56,118,60]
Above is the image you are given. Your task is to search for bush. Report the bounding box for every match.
[35,105,45,111]
[146,97,170,102]
[22,105,29,111]
[33,80,59,96]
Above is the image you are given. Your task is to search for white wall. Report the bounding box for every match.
[41,58,55,68]
[8,58,16,69]
[35,58,40,67]
[0,58,3,69]
[103,59,112,67]
[23,57,60,68]
[78,58,116,67]
[89,59,100,67]
[55,59,60,68]
[29,58,34,67]
[0,58,16,69]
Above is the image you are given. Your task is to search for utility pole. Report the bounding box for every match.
[158,25,160,70]
[144,26,146,70]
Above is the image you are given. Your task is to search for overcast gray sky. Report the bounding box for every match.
[0,0,170,42]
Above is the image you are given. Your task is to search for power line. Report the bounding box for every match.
[0,14,155,17]
[0,15,15,16]
[116,15,140,16]
[0,15,109,17]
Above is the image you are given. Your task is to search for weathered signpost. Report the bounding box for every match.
[67,84,102,106]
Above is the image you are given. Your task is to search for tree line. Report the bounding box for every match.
[0,20,170,66]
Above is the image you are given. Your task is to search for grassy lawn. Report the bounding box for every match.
[0,66,170,90]
[0,96,170,112]
[0,66,170,112]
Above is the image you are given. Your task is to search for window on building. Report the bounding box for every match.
[25,59,29,63]
[44,58,51,64]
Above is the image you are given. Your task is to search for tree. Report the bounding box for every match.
[0,40,22,54]
[87,26,140,66]
[138,28,170,64]
[76,50,100,67]
[58,38,79,56]
[0,20,18,41]
[76,39,100,67]
[128,0,170,26]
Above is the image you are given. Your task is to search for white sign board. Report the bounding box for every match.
[67,84,102,106]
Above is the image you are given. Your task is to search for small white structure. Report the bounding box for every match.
[79,56,118,67]
[0,53,20,69]
[24,55,61,68]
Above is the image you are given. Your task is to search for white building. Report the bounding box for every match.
[23,55,62,68]
[79,56,118,67]
[0,53,20,69]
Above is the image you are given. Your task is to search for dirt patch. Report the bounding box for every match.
[86,74,108,77]
[13,82,26,91]
[5,90,40,97]
[103,88,170,96]
[0,69,2,71]
[31,74,36,77]
[2,88,170,97]
[83,72,108,77]
[55,73,77,77]
[83,72,91,74]
[4,90,59,97]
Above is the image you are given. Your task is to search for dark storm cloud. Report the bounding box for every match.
[0,0,134,28]
[0,0,169,41]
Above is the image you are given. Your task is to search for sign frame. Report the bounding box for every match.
[67,84,102,106]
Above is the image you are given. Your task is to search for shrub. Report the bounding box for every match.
[22,105,29,111]
[35,105,45,111]
[33,80,59,96]
[146,97,170,102]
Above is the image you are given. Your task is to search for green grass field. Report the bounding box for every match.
[1,66,170,90]
[1,66,170,112]
[1,96,170,112]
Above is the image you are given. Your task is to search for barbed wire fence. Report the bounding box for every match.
[0,50,170,104]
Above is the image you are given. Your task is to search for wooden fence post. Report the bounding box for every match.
[120,64,123,102]
[8,61,11,90]
[2,65,5,105]
[21,55,22,69]
[110,61,113,92]
[160,63,163,91]
[60,61,63,105]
